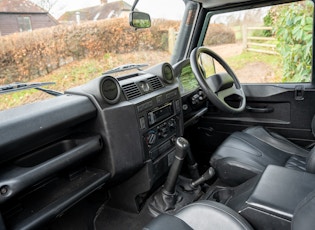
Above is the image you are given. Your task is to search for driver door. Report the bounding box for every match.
[186,0,315,159]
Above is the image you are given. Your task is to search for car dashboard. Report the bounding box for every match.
[0,62,184,229]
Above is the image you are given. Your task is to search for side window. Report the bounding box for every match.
[17,16,32,32]
[204,0,314,83]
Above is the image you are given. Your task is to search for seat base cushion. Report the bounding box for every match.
[143,213,193,230]
[144,200,253,230]
[210,126,308,186]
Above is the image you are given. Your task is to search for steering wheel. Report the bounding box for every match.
[190,46,246,113]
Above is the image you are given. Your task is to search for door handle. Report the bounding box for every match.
[246,105,274,113]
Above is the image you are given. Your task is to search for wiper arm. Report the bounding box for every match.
[103,63,148,75]
[0,82,63,96]
[34,87,63,96]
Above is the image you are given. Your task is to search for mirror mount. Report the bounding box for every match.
[131,0,139,11]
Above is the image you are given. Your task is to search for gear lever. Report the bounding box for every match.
[186,147,200,180]
[191,167,215,188]
[163,137,189,194]
[149,137,190,213]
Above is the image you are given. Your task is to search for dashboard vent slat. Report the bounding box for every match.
[122,83,142,100]
[148,76,163,90]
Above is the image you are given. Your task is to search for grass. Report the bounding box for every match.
[226,51,282,81]
[226,51,279,69]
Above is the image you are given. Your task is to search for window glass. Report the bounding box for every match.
[1,0,184,110]
[179,64,198,93]
[17,16,32,32]
[204,0,313,83]
[179,54,219,93]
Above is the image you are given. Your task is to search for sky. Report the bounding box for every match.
[32,0,185,20]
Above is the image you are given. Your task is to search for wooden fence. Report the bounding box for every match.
[168,28,178,53]
[242,26,278,55]
[169,26,278,55]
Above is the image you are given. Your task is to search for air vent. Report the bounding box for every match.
[100,77,121,104]
[148,76,163,90]
[122,83,142,100]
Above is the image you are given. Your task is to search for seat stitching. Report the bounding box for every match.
[219,158,265,174]
[229,135,265,156]
[248,128,308,157]
[269,131,308,152]
[285,162,306,171]
[217,146,263,158]
[286,161,306,166]
[288,159,306,165]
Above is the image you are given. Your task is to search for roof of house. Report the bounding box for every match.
[0,0,46,13]
[59,1,132,21]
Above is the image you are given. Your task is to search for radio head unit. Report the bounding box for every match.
[147,102,173,127]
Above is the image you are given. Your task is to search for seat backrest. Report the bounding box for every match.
[306,147,315,173]
[311,115,315,138]
[292,189,315,230]
[308,115,315,173]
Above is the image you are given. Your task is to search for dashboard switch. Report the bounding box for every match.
[146,132,157,145]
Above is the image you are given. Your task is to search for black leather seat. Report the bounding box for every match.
[144,190,315,230]
[210,126,315,186]
[144,200,253,230]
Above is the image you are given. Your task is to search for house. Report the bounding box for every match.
[58,0,132,24]
[0,0,58,36]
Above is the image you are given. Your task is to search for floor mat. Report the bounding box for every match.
[94,204,153,230]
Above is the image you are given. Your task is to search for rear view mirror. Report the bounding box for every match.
[129,12,151,29]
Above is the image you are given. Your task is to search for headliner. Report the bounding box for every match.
[193,0,296,9]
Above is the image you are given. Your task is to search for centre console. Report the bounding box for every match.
[136,88,182,182]
[66,64,184,213]
[140,99,180,159]
[106,75,183,213]
[233,165,315,229]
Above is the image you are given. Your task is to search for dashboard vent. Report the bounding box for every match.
[122,83,142,100]
[148,76,163,90]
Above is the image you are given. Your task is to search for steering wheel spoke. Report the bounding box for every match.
[205,77,217,92]
[190,47,246,113]
[217,85,237,101]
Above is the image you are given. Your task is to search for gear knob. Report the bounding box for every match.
[175,137,190,158]
[191,167,215,188]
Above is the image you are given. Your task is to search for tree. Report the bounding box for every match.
[271,1,313,82]
[31,0,58,12]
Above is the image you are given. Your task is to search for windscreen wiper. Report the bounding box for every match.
[0,82,63,96]
[103,63,148,75]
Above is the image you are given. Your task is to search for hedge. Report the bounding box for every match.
[204,24,236,46]
[0,19,235,84]
[0,18,180,84]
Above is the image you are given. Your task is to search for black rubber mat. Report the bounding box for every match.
[94,204,153,230]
